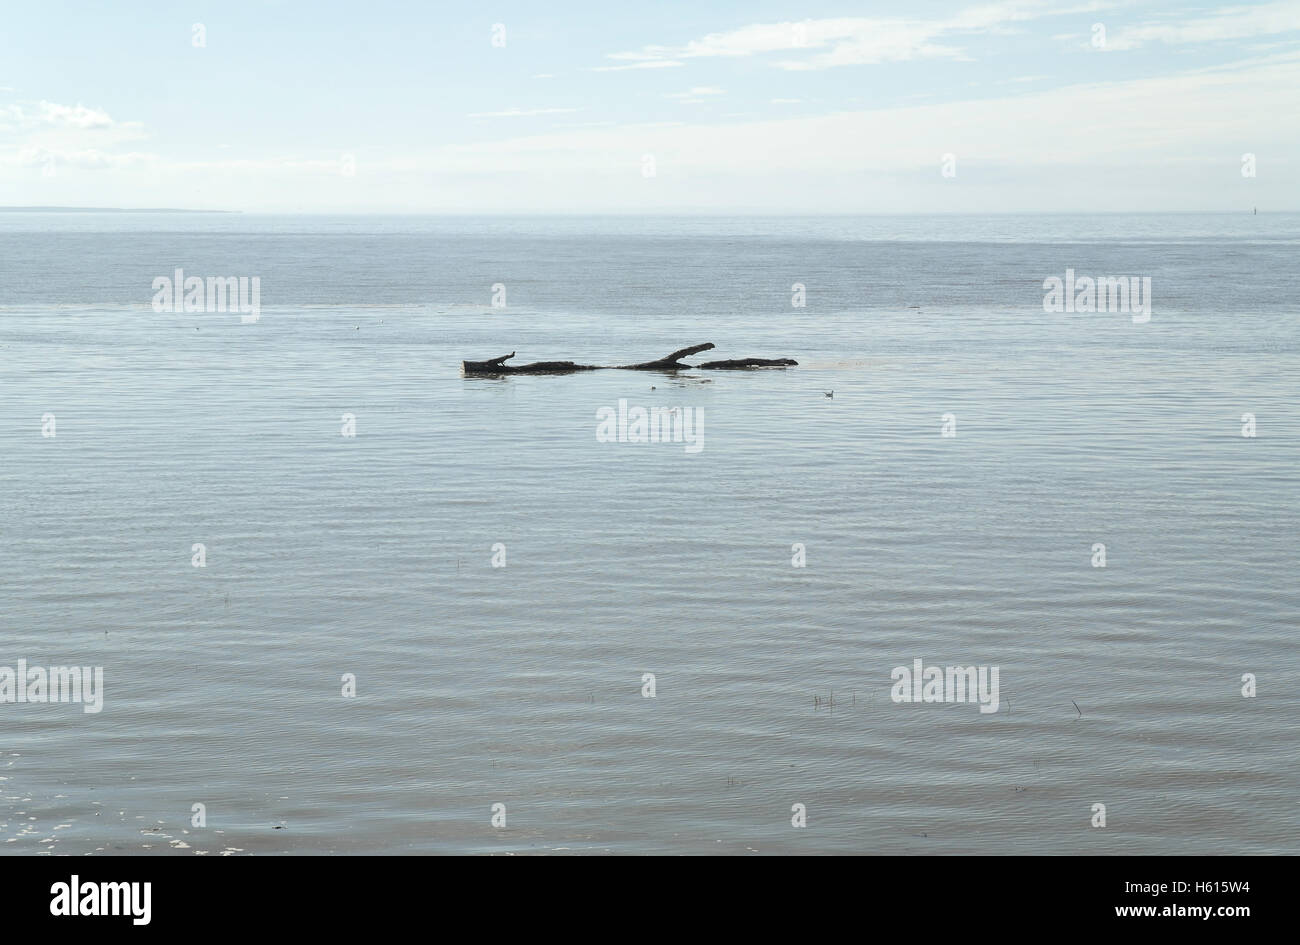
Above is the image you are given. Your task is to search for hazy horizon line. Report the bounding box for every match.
[1,207,1291,216]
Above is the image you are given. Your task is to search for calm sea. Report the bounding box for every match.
[1,213,1296,854]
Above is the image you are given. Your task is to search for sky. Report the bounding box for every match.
[0,0,1297,212]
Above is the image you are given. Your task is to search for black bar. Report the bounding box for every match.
[0,855,1282,932]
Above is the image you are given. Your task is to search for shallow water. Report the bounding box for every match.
[1,213,1296,854]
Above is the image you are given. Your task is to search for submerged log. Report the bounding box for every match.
[460,352,601,375]
[462,343,796,376]
[697,357,799,369]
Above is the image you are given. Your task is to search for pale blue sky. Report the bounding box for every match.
[1,0,1297,211]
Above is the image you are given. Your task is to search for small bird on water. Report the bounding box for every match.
[825,391,834,398]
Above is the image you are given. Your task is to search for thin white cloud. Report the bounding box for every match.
[38,101,117,128]
[770,98,802,104]
[467,107,582,118]
[1104,1,1300,51]
[10,146,154,169]
[591,60,684,72]
[166,157,353,171]
[603,1,1120,71]
[1,100,129,129]
[665,87,726,99]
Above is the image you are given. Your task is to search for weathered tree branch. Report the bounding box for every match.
[616,343,716,371]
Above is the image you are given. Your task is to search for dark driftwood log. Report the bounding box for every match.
[461,352,601,375]
[697,357,799,369]
[461,343,796,376]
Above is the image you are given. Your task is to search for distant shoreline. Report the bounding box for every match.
[0,207,238,213]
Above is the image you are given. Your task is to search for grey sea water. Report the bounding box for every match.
[0,213,1296,855]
